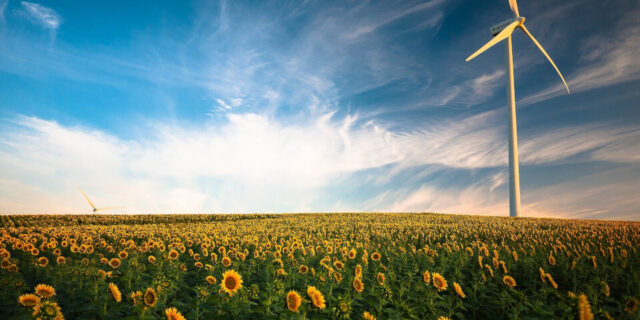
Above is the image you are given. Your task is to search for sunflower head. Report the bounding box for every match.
[206,275,217,285]
[109,282,122,302]
[34,284,56,298]
[143,288,158,307]
[503,275,517,288]
[286,290,301,313]
[32,300,62,320]
[307,286,326,309]
[165,307,186,320]
[423,271,431,283]
[221,269,243,296]
[432,273,447,291]
[109,258,121,269]
[453,282,465,298]
[353,277,364,293]
[363,311,377,320]
[18,293,40,307]
[376,272,385,285]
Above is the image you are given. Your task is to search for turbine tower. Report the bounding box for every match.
[465,0,570,217]
[78,188,124,214]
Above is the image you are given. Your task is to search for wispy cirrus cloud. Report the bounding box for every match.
[20,1,62,29]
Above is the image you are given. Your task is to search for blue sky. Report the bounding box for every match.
[1,0,639,219]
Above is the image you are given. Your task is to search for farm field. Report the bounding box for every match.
[1,213,639,320]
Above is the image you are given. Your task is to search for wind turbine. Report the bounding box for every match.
[465,0,570,217]
[77,188,124,214]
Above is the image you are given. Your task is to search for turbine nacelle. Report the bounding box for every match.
[491,17,524,36]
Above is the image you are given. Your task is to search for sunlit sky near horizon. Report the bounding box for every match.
[1,0,639,219]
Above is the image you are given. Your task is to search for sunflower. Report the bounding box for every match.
[221,270,243,296]
[299,265,308,274]
[148,255,156,263]
[371,252,381,261]
[423,270,431,283]
[353,277,364,293]
[453,282,465,298]
[307,286,326,309]
[109,258,121,269]
[348,249,357,259]
[333,260,344,271]
[503,275,517,288]
[206,275,217,285]
[130,291,142,306]
[165,307,186,320]
[32,301,63,320]
[548,255,556,266]
[38,256,49,267]
[545,273,558,289]
[577,294,594,320]
[56,256,66,264]
[169,249,179,260]
[108,283,121,302]
[601,281,610,297]
[277,268,287,276]
[376,272,385,286]
[286,290,302,312]
[222,256,232,267]
[143,288,158,307]
[119,250,128,259]
[437,317,451,320]
[432,273,447,291]
[363,311,376,320]
[18,293,40,307]
[35,284,56,298]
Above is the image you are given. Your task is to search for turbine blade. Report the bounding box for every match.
[77,187,97,210]
[519,24,570,93]
[466,20,519,62]
[509,0,520,17]
[96,207,125,211]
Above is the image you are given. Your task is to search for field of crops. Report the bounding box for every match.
[1,213,638,319]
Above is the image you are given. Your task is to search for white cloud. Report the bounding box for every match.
[20,1,62,29]
[0,0,8,21]
[2,111,639,216]
[520,9,640,106]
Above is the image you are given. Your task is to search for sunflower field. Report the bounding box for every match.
[0,213,638,319]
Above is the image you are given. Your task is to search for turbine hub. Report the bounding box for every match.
[490,17,525,36]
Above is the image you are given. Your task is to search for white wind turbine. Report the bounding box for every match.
[465,0,570,217]
[78,188,124,214]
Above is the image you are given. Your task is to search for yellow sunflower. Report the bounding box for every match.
[453,282,465,298]
[206,275,217,285]
[307,286,326,309]
[221,269,243,296]
[222,256,232,267]
[34,284,56,298]
[376,272,385,286]
[130,291,142,306]
[423,270,431,283]
[109,258,121,269]
[144,287,158,307]
[371,252,381,261]
[109,283,122,302]
[32,300,63,320]
[363,311,377,320]
[165,307,186,320]
[286,290,302,313]
[18,293,40,307]
[432,273,447,291]
[503,275,517,288]
[577,294,594,320]
[353,277,364,293]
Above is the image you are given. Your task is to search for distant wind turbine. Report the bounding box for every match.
[465,0,570,217]
[77,188,124,214]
